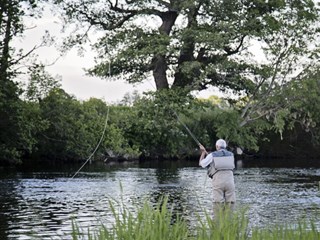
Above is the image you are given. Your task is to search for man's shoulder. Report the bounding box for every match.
[224,150,234,156]
[212,149,234,157]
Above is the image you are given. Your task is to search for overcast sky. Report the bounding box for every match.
[13,4,159,104]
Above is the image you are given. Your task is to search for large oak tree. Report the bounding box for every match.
[55,0,319,117]
[54,1,319,87]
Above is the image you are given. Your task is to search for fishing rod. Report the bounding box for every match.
[71,106,110,179]
[172,111,201,147]
[145,78,207,152]
[172,110,209,155]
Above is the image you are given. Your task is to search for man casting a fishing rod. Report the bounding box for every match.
[199,139,236,213]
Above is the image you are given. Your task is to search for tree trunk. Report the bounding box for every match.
[152,55,169,89]
[152,11,177,90]
[172,40,195,88]
[0,2,11,82]
[172,6,197,89]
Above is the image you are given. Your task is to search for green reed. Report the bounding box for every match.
[72,197,188,240]
[71,197,319,240]
[196,206,250,240]
[251,219,320,240]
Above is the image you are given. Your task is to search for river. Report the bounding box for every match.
[0,159,320,239]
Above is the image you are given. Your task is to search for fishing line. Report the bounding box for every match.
[71,106,110,179]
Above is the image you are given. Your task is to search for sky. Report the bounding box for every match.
[14,6,156,104]
[14,4,217,104]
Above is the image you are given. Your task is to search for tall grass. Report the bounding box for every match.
[196,206,250,240]
[251,219,320,240]
[71,197,319,240]
[72,197,188,240]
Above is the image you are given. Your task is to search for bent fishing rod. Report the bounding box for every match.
[172,110,208,154]
[172,110,201,146]
[145,78,208,153]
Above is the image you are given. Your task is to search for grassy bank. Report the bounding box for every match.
[71,197,319,240]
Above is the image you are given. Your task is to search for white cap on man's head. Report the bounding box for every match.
[216,139,227,148]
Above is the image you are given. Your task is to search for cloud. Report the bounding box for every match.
[14,3,153,103]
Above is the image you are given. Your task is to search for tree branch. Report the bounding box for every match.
[156,0,171,8]
[240,42,293,121]
[224,35,246,55]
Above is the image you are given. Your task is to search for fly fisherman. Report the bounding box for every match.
[199,139,236,213]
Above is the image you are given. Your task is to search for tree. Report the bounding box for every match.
[0,0,50,81]
[123,89,194,158]
[38,88,88,161]
[0,0,56,165]
[82,98,140,160]
[283,67,320,144]
[54,0,319,90]
[0,0,39,164]
[36,90,140,162]
[52,0,320,142]
[25,64,62,102]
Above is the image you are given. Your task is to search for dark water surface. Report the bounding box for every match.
[1,159,320,239]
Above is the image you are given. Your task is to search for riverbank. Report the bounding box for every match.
[3,152,320,172]
[71,197,320,240]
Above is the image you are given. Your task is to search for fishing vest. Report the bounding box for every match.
[207,152,235,178]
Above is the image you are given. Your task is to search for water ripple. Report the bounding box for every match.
[0,166,319,239]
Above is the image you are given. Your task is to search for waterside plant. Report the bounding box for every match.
[71,197,319,240]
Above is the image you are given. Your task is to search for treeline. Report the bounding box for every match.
[1,1,320,166]
[1,79,320,166]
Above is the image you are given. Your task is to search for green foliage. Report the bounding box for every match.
[0,80,22,164]
[18,101,49,154]
[196,207,250,240]
[112,89,272,156]
[49,0,320,157]
[0,0,52,165]
[53,0,319,95]
[284,68,320,145]
[37,91,141,162]
[3,65,320,165]
[72,197,189,240]
[0,81,47,164]
[251,219,320,240]
[38,88,86,160]
[71,196,320,240]
[114,89,195,158]
[83,99,140,159]
[176,96,270,151]
[2,73,320,165]
[25,64,62,102]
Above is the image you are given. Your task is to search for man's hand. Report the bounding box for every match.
[199,144,208,155]
[199,144,206,152]
[199,144,208,166]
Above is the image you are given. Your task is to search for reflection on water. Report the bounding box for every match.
[0,159,320,239]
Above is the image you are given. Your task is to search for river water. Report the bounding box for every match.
[0,159,320,240]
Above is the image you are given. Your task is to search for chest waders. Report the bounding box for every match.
[207,151,235,179]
